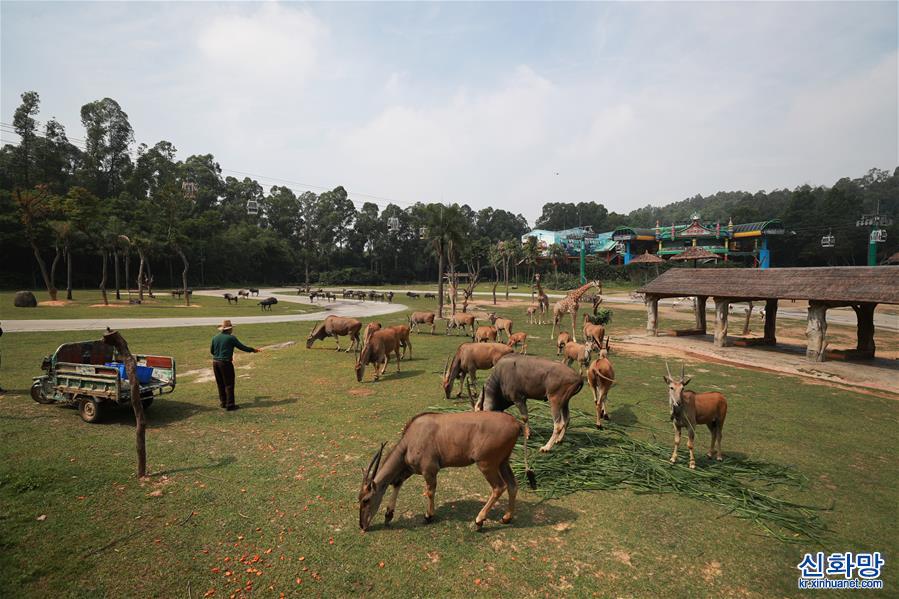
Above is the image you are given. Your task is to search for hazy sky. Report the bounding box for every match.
[2,1,896,221]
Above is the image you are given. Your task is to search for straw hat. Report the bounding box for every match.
[218,319,233,332]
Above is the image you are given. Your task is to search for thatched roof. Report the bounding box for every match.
[629,251,665,264]
[637,266,899,304]
[669,247,719,262]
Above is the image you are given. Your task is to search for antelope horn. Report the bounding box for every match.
[681,362,685,381]
[372,442,387,478]
[443,356,450,376]
[665,361,672,379]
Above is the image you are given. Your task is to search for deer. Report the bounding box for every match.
[386,324,412,359]
[476,355,585,452]
[586,338,615,429]
[306,316,363,352]
[556,331,572,356]
[506,332,528,355]
[664,362,728,469]
[442,342,513,402]
[582,313,605,347]
[409,311,436,334]
[223,293,239,305]
[445,312,478,337]
[355,328,402,382]
[358,411,521,531]
[487,313,513,342]
[474,325,498,343]
[560,340,596,375]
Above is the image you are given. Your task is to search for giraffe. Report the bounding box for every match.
[551,280,602,343]
[534,273,550,325]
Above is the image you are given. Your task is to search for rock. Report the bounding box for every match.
[14,290,37,308]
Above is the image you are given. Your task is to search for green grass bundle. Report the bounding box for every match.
[586,308,613,326]
[430,404,829,543]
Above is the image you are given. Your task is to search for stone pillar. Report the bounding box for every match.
[853,303,876,354]
[714,298,729,347]
[806,302,828,362]
[764,298,778,343]
[695,296,708,333]
[645,295,659,336]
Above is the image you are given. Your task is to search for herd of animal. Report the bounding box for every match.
[220,288,279,310]
[339,281,730,531]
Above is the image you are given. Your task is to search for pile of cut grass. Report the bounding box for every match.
[431,405,830,543]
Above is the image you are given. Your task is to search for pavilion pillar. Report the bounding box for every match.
[806,301,828,362]
[852,303,876,355]
[763,298,778,344]
[694,296,708,333]
[713,298,729,347]
[645,295,659,336]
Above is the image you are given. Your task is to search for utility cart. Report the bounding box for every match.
[31,340,176,423]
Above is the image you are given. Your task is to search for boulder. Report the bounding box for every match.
[14,290,38,308]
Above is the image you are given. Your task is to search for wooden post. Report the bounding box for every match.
[102,329,147,478]
[806,302,828,362]
[645,295,659,336]
[742,301,754,336]
[714,298,729,347]
[695,296,708,333]
[852,303,876,355]
[764,298,778,343]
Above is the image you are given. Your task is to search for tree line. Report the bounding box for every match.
[1,90,896,306]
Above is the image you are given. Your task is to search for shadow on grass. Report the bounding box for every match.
[609,404,639,427]
[369,498,578,532]
[102,398,218,427]
[242,395,300,410]
[153,454,237,477]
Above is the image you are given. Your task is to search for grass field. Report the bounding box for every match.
[1,294,897,597]
[0,291,323,320]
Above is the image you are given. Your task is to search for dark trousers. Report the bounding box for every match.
[212,360,236,408]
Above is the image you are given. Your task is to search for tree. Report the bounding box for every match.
[14,185,59,300]
[12,91,40,187]
[548,243,568,279]
[80,98,134,197]
[420,203,469,317]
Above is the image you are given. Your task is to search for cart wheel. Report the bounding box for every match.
[141,397,154,410]
[78,397,103,423]
[30,381,54,404]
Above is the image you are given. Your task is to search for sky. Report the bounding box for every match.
[1,1,897,222]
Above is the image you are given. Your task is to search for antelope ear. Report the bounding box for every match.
[682,377,692,386]
[662,375,670,384]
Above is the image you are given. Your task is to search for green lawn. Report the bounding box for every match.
[0,296,896,597]
[0,290,323,320]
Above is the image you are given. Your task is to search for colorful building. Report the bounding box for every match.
[612,214,785,268]
[522,226,619,261]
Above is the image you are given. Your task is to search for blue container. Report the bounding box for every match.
[105,362,154,384]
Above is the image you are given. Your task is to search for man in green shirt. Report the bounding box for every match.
[210,320,259,411]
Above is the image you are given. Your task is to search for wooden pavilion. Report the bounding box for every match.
[637,266,899,361]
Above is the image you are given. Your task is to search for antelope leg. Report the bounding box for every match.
[670,423,681,464]
[475,462,507,528]
[499,461,517,524]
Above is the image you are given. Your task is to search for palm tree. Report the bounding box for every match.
[422,203,469,318]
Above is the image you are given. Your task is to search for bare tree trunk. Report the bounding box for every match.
[436,250,445,319]
[175,245,190,306]
[114,249,121,300]
[30,241,57,301]
[99,250,109,305]
[806,302,828,362]
[50,244,61,298]
[645,295,658,336]
[714,298,729,347]
[852,303,876,354]
[124,251,131,299]
[136,248,146,301]
[742,301,754,336]
[101,329,147,478]
[503,257,510,300]
[492,266,498,305]
[66,243,73,300]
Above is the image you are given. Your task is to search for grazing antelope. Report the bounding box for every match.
[526,306,538,324]
[474,325,498,343]
[386,324,412,359]
[487,313,513,342]
[476,355,584,452]
[586,338,615,428]
[560,340,596,374]
[363,322,382,347]
[358,411,521,531]
[442,342,513,401]
[409,311,436,334]
[258,297,278,311]
[445,312,477,337]
[556,331,572,356]
[664,362,728,469]
[506,332,528,355]
[223,293,239,305]
[238,289,250,299]
[306,316,363,352]
[355,328,402,382]
[582,314,605,347]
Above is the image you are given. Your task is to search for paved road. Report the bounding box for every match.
[3,290,406,333]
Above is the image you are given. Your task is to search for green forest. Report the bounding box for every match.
[1,91,897,296]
